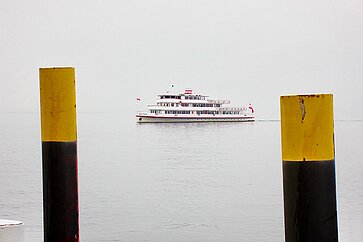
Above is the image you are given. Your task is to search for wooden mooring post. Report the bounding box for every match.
[280,94,338,242]
[39,67,79,242]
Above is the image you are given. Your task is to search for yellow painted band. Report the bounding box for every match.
[40,67,77,141]
[280,94,334,161]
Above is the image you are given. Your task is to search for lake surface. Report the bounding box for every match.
[0,112,362,241]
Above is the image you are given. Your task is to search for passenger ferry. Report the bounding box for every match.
[136,89,255,123]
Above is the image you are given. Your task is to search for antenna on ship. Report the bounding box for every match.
[171,74,176,94]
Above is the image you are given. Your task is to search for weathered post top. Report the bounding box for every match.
[39,67,77,142]
[280,94,334,161]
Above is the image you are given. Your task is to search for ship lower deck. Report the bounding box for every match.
[136,115,255,123]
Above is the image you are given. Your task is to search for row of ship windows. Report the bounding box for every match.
[159,96,206,100]
[158,103,221,107]
[160,96,181,99]
[150,110,242,115]
[184,96,206,100]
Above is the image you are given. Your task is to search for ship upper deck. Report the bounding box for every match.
[156,94,230,104]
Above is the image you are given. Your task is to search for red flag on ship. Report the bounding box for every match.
[248,103,254,113]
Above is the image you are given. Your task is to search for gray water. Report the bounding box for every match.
[0,112,362,241]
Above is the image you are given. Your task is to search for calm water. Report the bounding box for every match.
[0,112,362,241]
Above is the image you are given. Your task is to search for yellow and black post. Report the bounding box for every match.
[40,67,79,242]
[280,94,338,242]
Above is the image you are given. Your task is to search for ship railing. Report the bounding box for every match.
[207,99,231,104]
[218,107,248,112]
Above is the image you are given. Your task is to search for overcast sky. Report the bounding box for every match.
[1,0,362,119]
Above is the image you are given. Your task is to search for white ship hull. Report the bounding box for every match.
[136,114,255,123]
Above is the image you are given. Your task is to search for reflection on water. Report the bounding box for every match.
[0,112,362,241]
